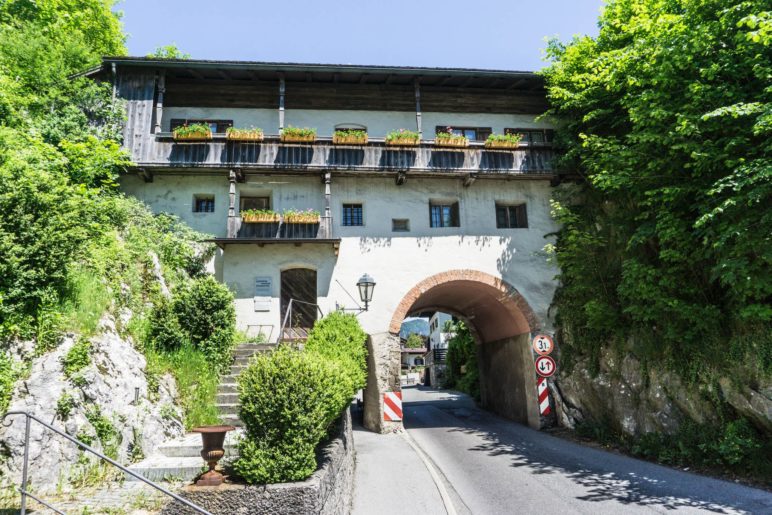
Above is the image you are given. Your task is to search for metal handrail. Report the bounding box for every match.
[2,411,211,515]
[279,298,324,343]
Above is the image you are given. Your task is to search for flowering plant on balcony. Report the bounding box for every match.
[333,129,368,145]
[241,209,279,223]
[484,132,522,149]
[282,208,320,223]
[385,129,420,146]
[226,126,264,142]
[434,127,469,148]
[280,126,317,143]
[172,122,212,141]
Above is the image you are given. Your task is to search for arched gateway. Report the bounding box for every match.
[363,269,543,433]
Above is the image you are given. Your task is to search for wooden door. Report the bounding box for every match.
[280,268,317,330]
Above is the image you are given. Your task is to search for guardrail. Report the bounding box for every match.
[278,298,324,343]
[2,411,211,515]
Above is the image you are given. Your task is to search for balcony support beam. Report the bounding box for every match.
[153,71,165,134]
[278,75,286,132]
[227,169,240,238]
[414,79,422,139]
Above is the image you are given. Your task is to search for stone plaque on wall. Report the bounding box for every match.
[254,277,272,312]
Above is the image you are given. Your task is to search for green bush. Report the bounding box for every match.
[62,338,91,378]
[444,321,480,401]
[235,347,351,484]
[147,296,187,351]
[172,276,235,371]
[0,351,20,414]
[304,311,367,392]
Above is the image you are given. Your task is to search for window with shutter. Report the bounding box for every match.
[495,203,528,228]
[429,201,460,228]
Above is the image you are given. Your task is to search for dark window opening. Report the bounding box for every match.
[496,204,528,229]
[435,126,492,142]
[392,219,410,232]
[430,202,460,228]
[504,128,554,145]
[171,119,233,134]
[240,196,271,211]
[193,195,215,213]
[342,203,364,226]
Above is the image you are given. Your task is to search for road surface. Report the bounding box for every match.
[353,386,772,514]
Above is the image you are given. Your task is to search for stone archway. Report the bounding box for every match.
[365,270,542,431]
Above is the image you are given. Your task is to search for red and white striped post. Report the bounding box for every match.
[537,376,551,416]
[383,391,403,421]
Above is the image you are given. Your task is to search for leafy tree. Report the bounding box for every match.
[542,0,771,379]
[148,44,191,59]
[405,333,425,348]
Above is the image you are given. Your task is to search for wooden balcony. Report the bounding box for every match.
[134,136,555,177]
[212,215,339,251]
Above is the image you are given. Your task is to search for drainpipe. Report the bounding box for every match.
[414,79,422,140]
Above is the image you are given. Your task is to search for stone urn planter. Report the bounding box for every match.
[192,425,236,486]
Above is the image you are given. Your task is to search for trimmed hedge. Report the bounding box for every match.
[235,311,368,484]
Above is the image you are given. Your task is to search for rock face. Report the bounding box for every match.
[552,345,772,437]
[0,316,184,492]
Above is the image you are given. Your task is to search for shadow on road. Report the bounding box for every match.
[403,386,770,514]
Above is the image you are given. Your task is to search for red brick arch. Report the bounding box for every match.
[388,269,538,343]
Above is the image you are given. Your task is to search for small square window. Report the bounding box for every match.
[496,203,528,229]
[193,195,215,213]
[429,201,460,228]
[342,203,363,226]
[392,219,410,232]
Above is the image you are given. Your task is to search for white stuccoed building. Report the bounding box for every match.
[86,58,562,432]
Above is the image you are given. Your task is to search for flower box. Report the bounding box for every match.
[242,213,279,223]
[434,137,469,148]
[385,137,420,147]
[332,133,368,145]
[484,140,520,149]
[173,129,212,142]
[284,214,321,224]
[227,128,264,142]
[280,133,316,143]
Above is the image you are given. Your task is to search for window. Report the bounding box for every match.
[170,119,233,134]
[496,203,528,229]
[240,196,271,211]
[504,128,554,145]
[342,203,363,226]
[436,126,492,142]
[193,195,215,213]
[429,201,460,228]
[392,219,410,232]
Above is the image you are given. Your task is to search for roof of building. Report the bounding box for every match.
[83,57,544,90]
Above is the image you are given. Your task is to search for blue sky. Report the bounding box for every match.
[117,0,603,71]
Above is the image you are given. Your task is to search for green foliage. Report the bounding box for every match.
[171,123,212,138]
[144,344,221,430]
[61,267,112,336]
[542,0,772,382]
[305,311,368,393]
[405,333,425,349]
[486,132,522,144]
[148,44,190,59]
[443,321,480,401]
[84,405,120,459]
[147,297,187,352]
[62,338,91,378]
[435,127,469,142]
[235,347,351,484]
[385,129,419,142]
[281,126,316,137]
[333,129,367,138]
[172,276,236,372]
[56,391,77,420]
[0,351,21,414]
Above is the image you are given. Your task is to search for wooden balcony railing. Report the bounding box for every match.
[137,136,554,176]
[228,215,333,240]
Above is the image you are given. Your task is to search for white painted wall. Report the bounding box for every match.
[162,107,551,137]
[429,312,453,350]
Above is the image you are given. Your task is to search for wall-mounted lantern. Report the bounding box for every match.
[356,273,376,311]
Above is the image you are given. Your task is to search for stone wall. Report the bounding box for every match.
[163,407,355,515]
[362,333,402,434]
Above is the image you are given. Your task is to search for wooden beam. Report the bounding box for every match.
[458,76,477,88]
[359,73,370,84]
[187,68,205,80]
[234,168,245,183]
[278,74,285,131]
[154,71,165,134]
[138,168,153,183]
[508,78,528,89]
[395,171,407,186]
[216,70,230,80]
[437,76,455,87]
[462,174,477,188]
[414,80,422,139]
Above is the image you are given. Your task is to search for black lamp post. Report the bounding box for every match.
[356,273,376,311]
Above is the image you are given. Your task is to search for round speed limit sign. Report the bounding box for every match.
[532,334,554,356]
[535,356,557,377]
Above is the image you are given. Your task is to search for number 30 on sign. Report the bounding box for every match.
[532,334,554,356]
[535,356,557,378]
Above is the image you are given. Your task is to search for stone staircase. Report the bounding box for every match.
[126,342,275,481]
[217,343,276,427]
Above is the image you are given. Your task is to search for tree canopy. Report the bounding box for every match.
[543,0,771,378]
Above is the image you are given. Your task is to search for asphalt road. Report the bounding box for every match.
[377,386,772,515]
